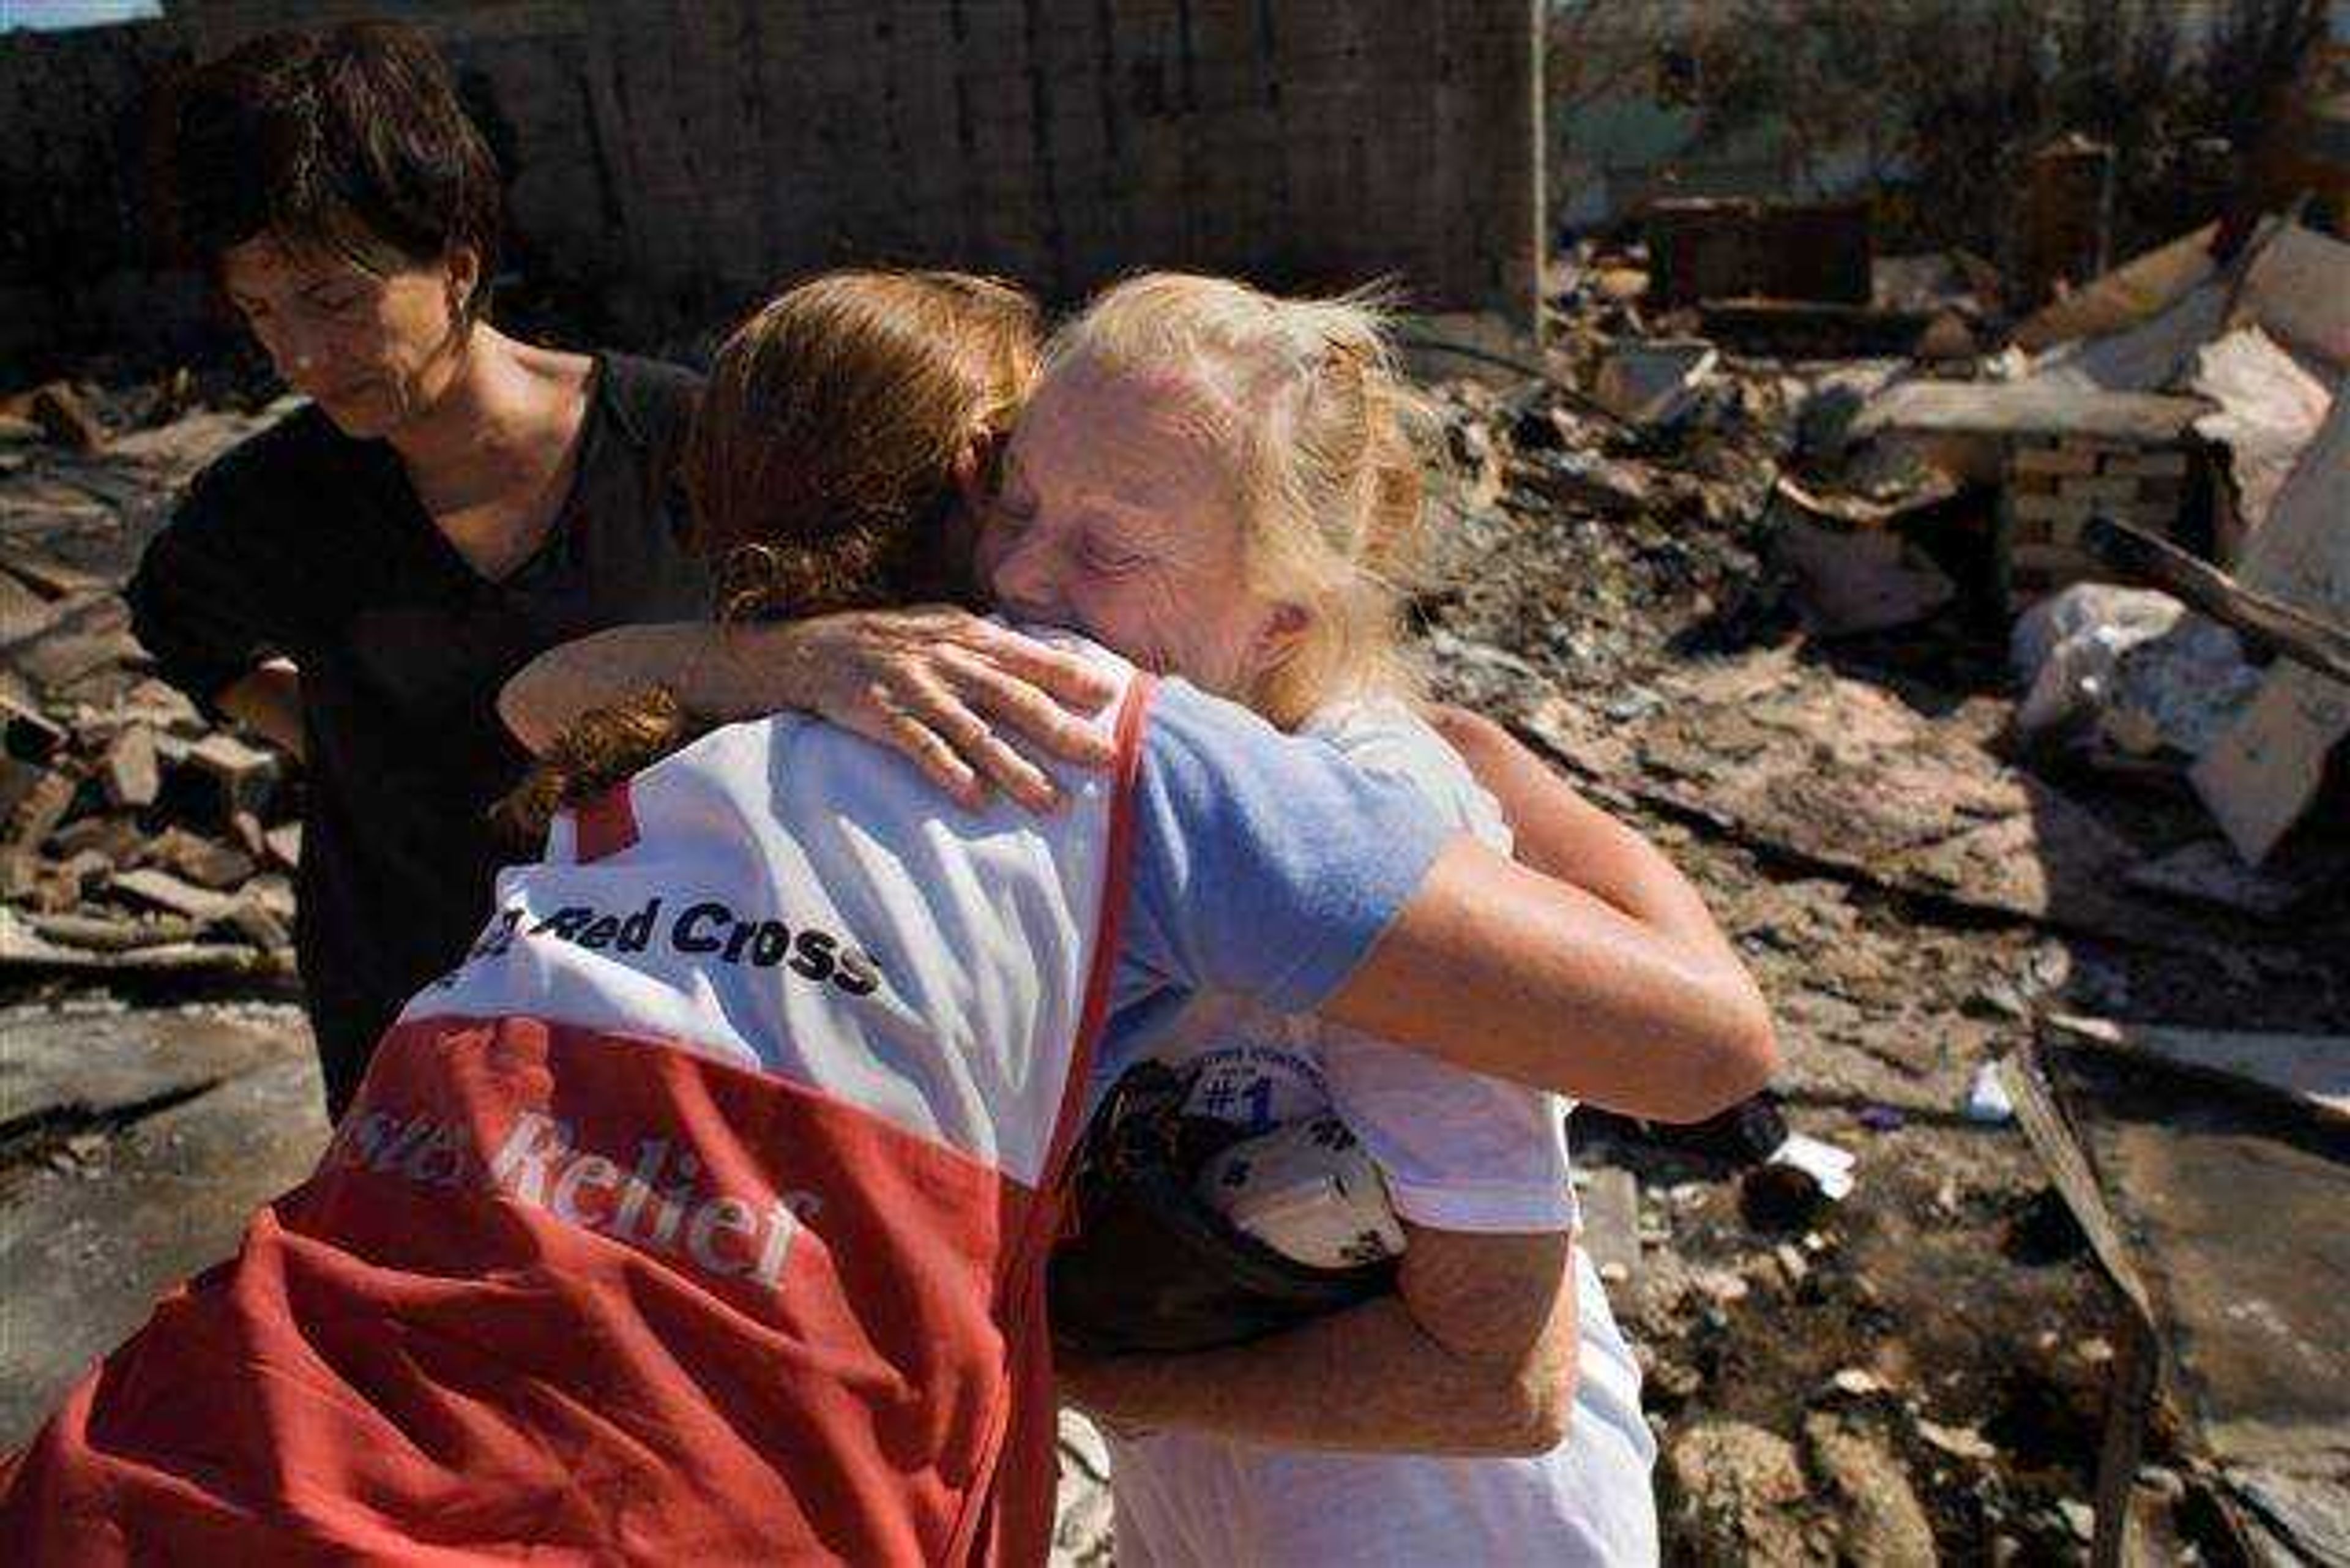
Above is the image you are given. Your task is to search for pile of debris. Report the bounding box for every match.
[1434,201,2350,906]
[1404,195,2349,1565]
[1,387,302,984]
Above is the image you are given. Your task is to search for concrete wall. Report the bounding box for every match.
[1,0,1540,370]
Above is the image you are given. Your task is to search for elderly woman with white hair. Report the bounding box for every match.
[968,274,1665,1564]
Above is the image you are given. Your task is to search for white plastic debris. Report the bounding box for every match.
[2010,583,2260,756]
[1964,1061,2016,1124]
[1767,1132,1856,1201]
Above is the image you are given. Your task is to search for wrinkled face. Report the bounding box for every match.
[219,234,475,439]
[977,362,1290,696]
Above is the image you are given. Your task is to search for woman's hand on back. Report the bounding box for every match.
[757,607,1118,810]
[501,610,1118,810]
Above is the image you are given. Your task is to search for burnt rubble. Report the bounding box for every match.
[1,389,300,987]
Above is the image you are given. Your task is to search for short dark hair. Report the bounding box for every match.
[165,21,501,316]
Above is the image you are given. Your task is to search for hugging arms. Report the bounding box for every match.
[501,609,1772,1122]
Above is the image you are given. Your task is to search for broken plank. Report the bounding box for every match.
[23,909,199,952]
[145,827,255,890]
[2044,1014,2350,1121]
[0,907,272,976]
[2083,515,2350,688]
[1852,382,2210,444]
[0,690,67,760]
[1513,668,2244,965]
[106,867,234,921]
[0,540,107,598]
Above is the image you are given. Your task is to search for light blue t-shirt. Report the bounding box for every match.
[1099,678,1450,1087]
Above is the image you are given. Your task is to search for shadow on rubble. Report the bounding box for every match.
[1668,491,2018,722]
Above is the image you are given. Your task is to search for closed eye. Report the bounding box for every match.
[1081,537,1147,574]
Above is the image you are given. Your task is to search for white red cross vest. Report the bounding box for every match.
[2,648,1154,1566]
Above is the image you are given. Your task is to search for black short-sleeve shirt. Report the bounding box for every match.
[127,353,710,1111]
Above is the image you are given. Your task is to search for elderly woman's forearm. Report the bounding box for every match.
[1434,705,1737,960]
[1330,838,1778,1119]
[1062,1294,1573,1458]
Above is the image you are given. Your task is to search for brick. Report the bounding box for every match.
[223,897,289,951]
[2059,476,2147,502]
[2078,500,2185,533]
[24,859,89,915]
[2008,543,2102,576]
[184,733,282,821]
[50,812,141,864]
[229,809,269,860]
[9,594,133,690]
[2099,449,2190,477]
[0,755,43,823]
[0,569,67,645]
[100,723,160,809]
[2007,493,2094,525]
[2010,445,2101,477]
[53,848,110,900]
[29,383,106,452]
[247,874,295,924]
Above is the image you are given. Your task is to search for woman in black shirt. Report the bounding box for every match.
[127,23,709,1118]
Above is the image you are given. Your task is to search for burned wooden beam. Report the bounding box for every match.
[2081,514,2350,687]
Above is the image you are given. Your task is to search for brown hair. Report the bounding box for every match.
[166,21,502,319]
[497,270,1041,842]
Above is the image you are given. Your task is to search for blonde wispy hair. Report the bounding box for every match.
[1041,271,1434,729]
